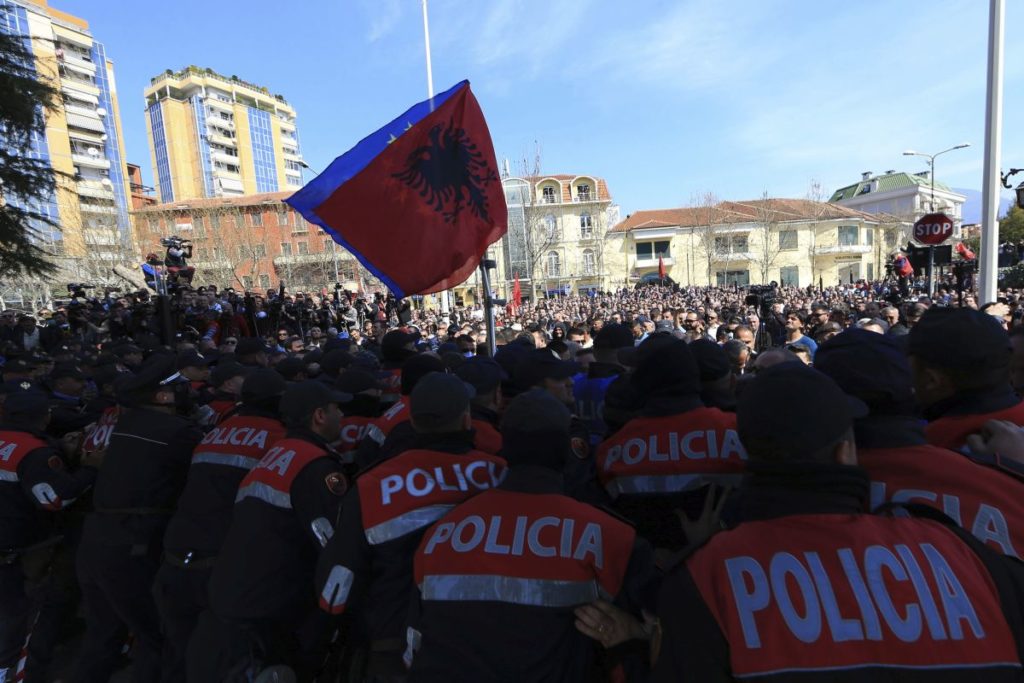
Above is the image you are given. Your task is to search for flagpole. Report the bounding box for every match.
[421,0,451,315]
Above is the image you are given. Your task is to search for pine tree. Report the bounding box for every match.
[0,28,62,276]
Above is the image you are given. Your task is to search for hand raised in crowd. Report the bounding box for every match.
[966,419,1024,466]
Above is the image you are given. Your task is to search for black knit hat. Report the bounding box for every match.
[500,388,571,471]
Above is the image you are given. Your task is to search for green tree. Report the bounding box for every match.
[0,29,62,276]
[1000,205,1024,244]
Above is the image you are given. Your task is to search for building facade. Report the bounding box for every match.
[126,162,156,210]
[0,0,132,271]
[496,174,616,300]
[131,192,383,294]
[608,199,896,288]
[143,66,302,203]
[830,170,966,242]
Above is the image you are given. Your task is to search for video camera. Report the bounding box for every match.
[160,236,191,249]
[744,282,778,312]
[67,283,95,298]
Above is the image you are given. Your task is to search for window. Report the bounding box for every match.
[280,242,292,256]
[866,262,875,280]
[541,186,557,204]
[579,213,593,240]
[714,234,747,254]
[323,238,334,250]
[148,218,159,233]
[577,183,592,201]
[544,214,560,241]
[547,251,561,277]
[249,211,263,227]
[293,215,308,233]
[779,230,798,251]
[253,244,266,258]
[297,241,309,255]
[242,276,253,289]
[277,209,289,226]
[838,262,861,283]
[715,270,750,286]
[780,266,800,287]
[864,228,874,246]
[838,226,859,246]
[259,274,271,289]
[635,240,671,260]
[209,213,220,230]
[212,246,224,259]
[582,249,596,276]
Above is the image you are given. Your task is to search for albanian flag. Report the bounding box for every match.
[286,81,507,297]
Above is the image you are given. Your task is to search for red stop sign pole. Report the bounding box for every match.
[913,212,955,297]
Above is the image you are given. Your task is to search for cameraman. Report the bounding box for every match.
[163,237,192,269]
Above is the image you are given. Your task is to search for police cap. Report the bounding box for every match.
[4,390,50,419]
[235,338,270,358]
[455,356,507,395]
[689,338,731,382]
[400,353,446,395]
[335,368,380,395]
[176,350,213,370]
[275,356,306,381]
[241,367,287,403]
[410,372,474,430]
[514,348,580,389]
[280,380,352,426]
[210,361,250,387]
[631,337,699,396]
[501,388,571,470]
[320,350,352,376]
[815,329,913,408]
[50,363,85,382]
[738,363,867,462]
[908,307,1010,370]
[4,358,35,375]
[118,354,186,397]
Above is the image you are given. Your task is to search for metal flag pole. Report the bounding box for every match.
[979,0,1005,304]
[422,0,453,315]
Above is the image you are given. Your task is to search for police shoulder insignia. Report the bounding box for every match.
[19,382,31,390]
[47,455,65,471]
[325,472,348,496]
[571,436,589,460]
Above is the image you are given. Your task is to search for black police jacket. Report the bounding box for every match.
[207,428,348,625]
[162,408,287,556]
[655,462,1024,682]
[84,406,203,548]
[0,425,96,549]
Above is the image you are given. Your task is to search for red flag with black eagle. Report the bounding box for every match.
[286,81,507,298]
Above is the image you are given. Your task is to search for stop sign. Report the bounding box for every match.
[913,212,954,245]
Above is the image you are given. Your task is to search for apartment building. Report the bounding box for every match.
[144,66,302,202]
[0,0,132,269]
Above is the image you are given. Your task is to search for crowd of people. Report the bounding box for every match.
[3,274,1024,682]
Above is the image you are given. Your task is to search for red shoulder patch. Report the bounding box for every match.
[571,436,589,460]
[325,471,348,496]
[47,455,65,471]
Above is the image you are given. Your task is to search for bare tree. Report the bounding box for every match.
[752,191,783,284]
[804,179,831,289]
[690,191,723,286]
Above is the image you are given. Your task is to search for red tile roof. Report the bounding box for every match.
[610,198,882,233]
[133,191,294,213]
[515,175,612,202]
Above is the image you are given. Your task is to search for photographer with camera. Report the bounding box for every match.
[161,236,195,288]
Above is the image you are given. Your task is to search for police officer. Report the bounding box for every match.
[45,363,97,439]
[654,363,1024,681]
[595,337,744,553]
[908,308,1024,450]
[0,391,97,682]
[334,368,383,470]
[187,380,351,682]
[354,353,446,468]
[201,360,250,426]
[573,324,633,446]
[816,328,1024,557]
[407,389,659,682]
[154,368,288,679]
[72,354,203,682]
[454,356,505,455]
[379,329,420,405]
[316,373,506,680]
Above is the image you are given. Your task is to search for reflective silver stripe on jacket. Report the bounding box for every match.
[191,452,260,470]
[366,424,385,446]
[420,574,610,607]
[604,473,742,498]
[365,504,454,545]
[0,470,18,482]
[235,481,292,509]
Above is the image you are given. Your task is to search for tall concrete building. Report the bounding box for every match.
[0,0,132,266]
[144,66,303,202]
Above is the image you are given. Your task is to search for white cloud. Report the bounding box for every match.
[363,0,403,43]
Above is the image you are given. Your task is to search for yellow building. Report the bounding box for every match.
[1,0,133,271]
[144,66,302,202]
[607,199,902,288]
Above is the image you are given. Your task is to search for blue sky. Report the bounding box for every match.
[57,0,1023,215]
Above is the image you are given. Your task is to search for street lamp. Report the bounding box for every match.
[902,143,971,212]
[298,161,341,284]
[902,143,971,296]
[1003,168,1024,210]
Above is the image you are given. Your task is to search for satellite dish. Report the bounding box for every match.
[100,134,108,141]
[87,148,99,157]
[101,178,112,186]
[96,107,107,117]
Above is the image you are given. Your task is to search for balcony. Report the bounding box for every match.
[65,111,105,133]
[211,150,240,165]
[64,102,101,119]
[206,97,234,112]
[282,149,302,162]
[539,195,559,205]
[635,256,674,268]
[68,128,105,145]
[814,244,871,256]
[712,251,757,262]
[208,117,235,131]
[79,202,117,215]
[60,70,99,93]
[77,179,114,200]
[72,153,110,170]
[573,193,597,203]
[273,253,333,266]
[59,54,96,77]
[285,167,302,177]
[207,131,236,147]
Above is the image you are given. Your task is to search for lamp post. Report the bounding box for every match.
[1003,169,1024,210]
[298,161,340,284]
[902,143,970,296]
